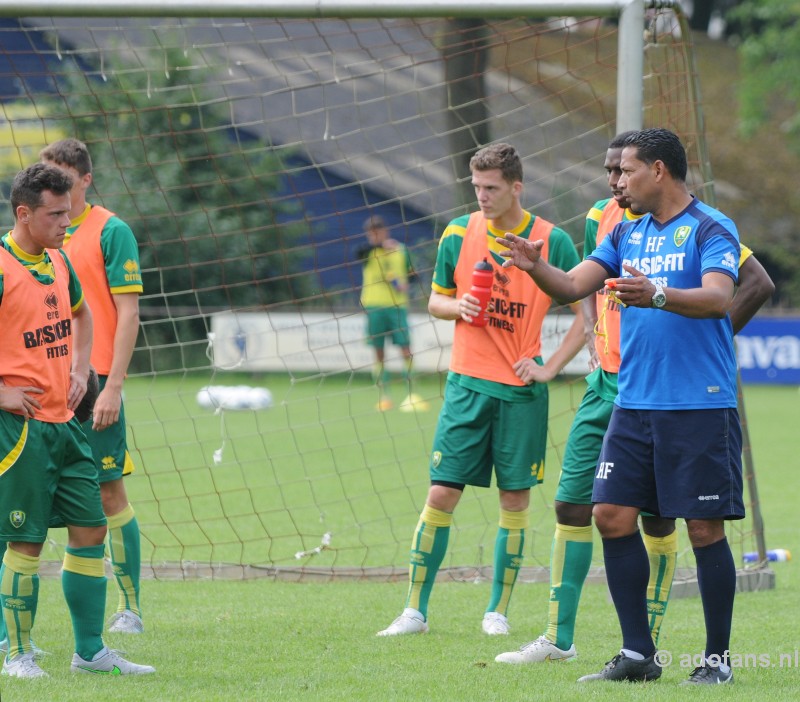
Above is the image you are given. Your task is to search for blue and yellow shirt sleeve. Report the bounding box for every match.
[739,243,753,267]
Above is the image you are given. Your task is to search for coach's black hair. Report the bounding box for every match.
[622,128,688,182]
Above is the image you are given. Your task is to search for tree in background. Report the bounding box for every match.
[734,0,800,305]
[38,35,311,372]
[442,19,491,210]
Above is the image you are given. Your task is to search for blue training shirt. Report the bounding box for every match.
[587,197,740,410]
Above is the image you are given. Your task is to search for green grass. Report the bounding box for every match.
[79,374,790,576]
[6,381,794,700]
[2,570,798,700]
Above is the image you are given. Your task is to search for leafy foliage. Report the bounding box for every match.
[39,36,311,371]
[735,0,800,140]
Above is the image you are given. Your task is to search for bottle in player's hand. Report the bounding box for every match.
[470,258,493,327]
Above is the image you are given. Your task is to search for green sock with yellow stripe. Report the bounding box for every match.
[486,508,528,616]
[1,548,40,659]
[545,523,593,650]
[62,544,106,661]
[107,503,141,616]
[643,530,678,647]
[404,504,452,620]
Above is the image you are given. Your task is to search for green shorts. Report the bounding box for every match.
[0,412,106,542]
[365,307,410,350]
[80,374,136,483]
[555,381,615,505]
[429,380,548,490]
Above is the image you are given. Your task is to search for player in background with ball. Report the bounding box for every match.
[377,143,585,637]
[495,132,775,666]
[40,138,145,635]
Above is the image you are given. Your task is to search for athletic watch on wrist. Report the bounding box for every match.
[651,283,667,309]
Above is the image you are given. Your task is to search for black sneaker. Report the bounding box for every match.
[681,665,734,685]
[578,652,662,682]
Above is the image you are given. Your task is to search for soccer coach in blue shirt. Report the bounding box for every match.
[497,128,749,687]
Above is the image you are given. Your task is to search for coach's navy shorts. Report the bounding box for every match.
[592,406,744,520]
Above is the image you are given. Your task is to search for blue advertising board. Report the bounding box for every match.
[736,317,800,385]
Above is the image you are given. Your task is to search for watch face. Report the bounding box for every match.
[652,292,667,308]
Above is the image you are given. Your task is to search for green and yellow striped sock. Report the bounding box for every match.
[486,508,528,616]
[62,544,106,661]
[107,503,142,616]
[404,504,452,619]
[545,523,593,650]
[1,548,39,659]
[643,530,678,647]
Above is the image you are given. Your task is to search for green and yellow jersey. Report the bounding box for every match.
[0,232,84,311]
[360,243,413,308]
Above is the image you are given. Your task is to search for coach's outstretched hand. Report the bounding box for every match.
[495,233,545,272]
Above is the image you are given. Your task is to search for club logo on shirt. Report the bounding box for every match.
[494,269,510,286]
[431,451,442,469]
[44,291,59,310]
[9,510,25,528]
[673,225,691,247]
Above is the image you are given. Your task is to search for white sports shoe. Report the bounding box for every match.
[482,612,510,635]
[376,608,429,636]
[0,637,50,660]
[71,646,156,675]
[1,652,49,678]
[107,610,144,634]
[495,635,577,664]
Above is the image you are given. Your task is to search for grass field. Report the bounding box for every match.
[37,372,785,576]
[2,381,796,700]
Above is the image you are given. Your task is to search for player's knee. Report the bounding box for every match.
[641,515,676,538]
[100,478,129,515]
[592,503,637,538]
[685,518,725,548]
[554,500,593,526]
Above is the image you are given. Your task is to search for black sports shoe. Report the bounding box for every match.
[681,665,734,685]
[578,652,662,682]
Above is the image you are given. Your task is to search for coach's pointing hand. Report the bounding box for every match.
[495,233,545,272]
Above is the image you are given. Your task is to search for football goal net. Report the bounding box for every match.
[0,1,772,591]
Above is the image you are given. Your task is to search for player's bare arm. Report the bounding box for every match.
[730,254,774,334]
[67,299,93,411]
[607,264,734,318]
[496,233,607,303]
[93,292,139,431]
[581,295,601,371]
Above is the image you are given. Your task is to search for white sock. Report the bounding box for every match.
[621,648,646,661]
